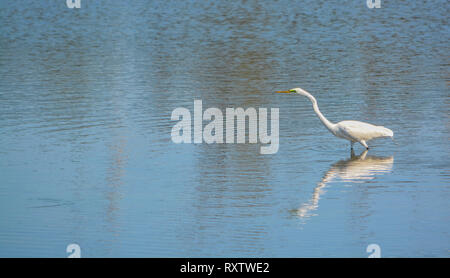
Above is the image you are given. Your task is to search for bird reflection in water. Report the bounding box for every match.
[295,150,394,219]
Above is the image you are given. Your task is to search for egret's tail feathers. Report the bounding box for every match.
[378,126,394,138]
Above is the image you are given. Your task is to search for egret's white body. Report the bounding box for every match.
[278,88,393,149]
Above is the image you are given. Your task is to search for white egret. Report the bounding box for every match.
[277,88,393,149]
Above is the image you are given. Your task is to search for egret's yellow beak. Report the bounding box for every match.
[276,90,290,94]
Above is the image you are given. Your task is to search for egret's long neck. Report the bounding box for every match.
[302,91,336,133]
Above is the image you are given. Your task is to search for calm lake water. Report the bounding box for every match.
[0,0,449,257]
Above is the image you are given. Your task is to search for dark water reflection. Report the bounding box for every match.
[0,1,448,257]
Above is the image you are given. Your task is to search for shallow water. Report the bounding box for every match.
[0,0,449,257]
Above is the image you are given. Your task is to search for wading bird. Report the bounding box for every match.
[277,88,393,149]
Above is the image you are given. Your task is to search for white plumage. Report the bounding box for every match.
[277,87,394,149]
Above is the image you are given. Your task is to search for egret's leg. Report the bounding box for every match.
[350,142,354,150]
[360,150,368,159]
[359,140,369,149]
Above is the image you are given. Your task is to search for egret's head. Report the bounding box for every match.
[276,87,309,96]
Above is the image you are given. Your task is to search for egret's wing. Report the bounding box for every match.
[337,121,392,141]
